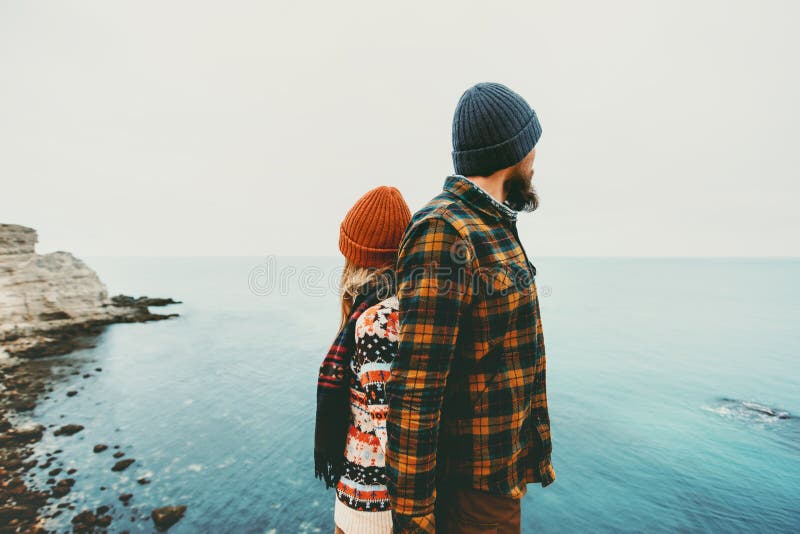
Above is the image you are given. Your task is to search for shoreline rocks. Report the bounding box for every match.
[0,224,186,532]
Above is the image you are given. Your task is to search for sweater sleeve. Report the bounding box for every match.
[354,301,398,453]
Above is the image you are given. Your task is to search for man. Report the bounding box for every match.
[386,82,555,534]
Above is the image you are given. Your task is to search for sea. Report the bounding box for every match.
[16,257,800,533]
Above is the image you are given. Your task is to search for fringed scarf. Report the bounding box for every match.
[314,272,396,489]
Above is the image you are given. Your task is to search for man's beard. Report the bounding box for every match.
[505,170,539,212]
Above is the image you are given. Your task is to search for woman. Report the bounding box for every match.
[314,185,411,534]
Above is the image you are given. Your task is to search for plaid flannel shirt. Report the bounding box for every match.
[385,175,556,533]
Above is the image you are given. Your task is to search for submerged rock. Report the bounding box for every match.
[710,397,792,421]
[739,400,791,419]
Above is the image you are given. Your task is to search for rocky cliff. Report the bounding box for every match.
[0,224,178,359]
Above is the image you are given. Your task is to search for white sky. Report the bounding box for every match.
[1,0,798,257]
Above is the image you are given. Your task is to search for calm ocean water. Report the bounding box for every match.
[19,257,800,533]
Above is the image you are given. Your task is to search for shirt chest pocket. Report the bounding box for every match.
[474,260,532,346]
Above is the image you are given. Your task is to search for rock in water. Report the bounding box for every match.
[111,458,135,472]
[53,424,84,437]
[0,224,179,359]
[151,505,187,531]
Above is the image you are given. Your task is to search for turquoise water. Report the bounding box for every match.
[21,257,800,533]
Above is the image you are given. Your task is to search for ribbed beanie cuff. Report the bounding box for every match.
[338,227,399,268]
[338,186,412,268]
[453,112,542,176]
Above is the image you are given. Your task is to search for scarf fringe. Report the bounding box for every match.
[314,450,344,489]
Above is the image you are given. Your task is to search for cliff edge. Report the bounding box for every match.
[0,224,179,359]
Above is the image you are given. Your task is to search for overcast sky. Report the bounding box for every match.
[1,0,798,257]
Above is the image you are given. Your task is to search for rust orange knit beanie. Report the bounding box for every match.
[339,186,412,268]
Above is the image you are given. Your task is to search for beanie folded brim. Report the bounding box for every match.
[339,225,399,268]
[452,111,542,177]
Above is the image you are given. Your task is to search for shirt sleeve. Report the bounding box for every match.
[385,215,473,533]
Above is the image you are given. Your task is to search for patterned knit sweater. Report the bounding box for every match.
[335,295,398,516]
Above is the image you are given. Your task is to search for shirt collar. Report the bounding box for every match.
[443,174,518,223]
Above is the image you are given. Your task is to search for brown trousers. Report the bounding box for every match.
[334,484,521,534]
[434,481,522,534]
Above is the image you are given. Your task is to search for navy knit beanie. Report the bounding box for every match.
[451,82,542,177]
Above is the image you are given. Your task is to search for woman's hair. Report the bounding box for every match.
[339,259,394,329]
